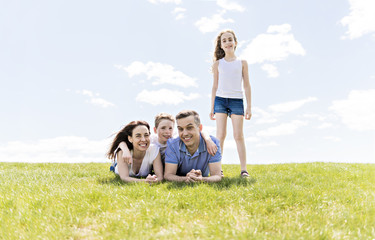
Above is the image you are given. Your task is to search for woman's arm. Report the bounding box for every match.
[242,60,252,120]
[116,151,145,183]
[210,61,219,120]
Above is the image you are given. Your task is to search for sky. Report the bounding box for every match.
[0,0,374,165]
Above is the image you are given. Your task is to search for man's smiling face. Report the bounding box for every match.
[177,115,201,153]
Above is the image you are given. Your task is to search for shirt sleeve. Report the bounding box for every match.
[165,139,179,165]
[209,136,222,163]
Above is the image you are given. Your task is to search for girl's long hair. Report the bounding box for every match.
[213,29,238,62]
[107,120,150,159]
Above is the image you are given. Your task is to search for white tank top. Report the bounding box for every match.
[216,58,243,99]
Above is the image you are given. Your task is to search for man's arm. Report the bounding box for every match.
[187,162,222,183]
[164,140,188,182]
[164,163,189,182]
[204,162,222,182]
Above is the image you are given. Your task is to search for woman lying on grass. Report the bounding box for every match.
[107,120,163,184]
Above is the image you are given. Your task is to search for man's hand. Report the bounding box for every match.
[185,169,203,183]
[145,174,158,184]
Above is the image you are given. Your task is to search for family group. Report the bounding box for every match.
[107,29,252,183]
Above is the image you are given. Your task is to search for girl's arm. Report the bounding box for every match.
[118,141,133,164]
[242,60,252,120]
[210,61,220,120]
[151,152,164,182]
[116,151,146,183]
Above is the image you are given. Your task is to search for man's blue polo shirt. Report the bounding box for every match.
[165,134,221,177]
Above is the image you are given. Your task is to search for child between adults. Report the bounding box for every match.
[117,113,218,166]
[107,120,163,183]
[210,29,252,177]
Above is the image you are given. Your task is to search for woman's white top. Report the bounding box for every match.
[115,144,159,177]
[216,58,243,99]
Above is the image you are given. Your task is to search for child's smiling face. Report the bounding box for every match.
[221,32,237,53]
[154,119,174,144]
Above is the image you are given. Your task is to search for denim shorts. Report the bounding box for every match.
[214,96,244,117]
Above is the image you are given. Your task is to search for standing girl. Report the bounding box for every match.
[210,29,252,177]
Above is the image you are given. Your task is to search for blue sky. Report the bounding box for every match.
[1,0,374,164]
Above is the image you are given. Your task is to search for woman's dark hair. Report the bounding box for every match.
[107,120,150,159]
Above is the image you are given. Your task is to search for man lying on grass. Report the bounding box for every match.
[164,110,223,183]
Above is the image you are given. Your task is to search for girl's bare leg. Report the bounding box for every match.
[215,113,228,156]
[231,114,247,172]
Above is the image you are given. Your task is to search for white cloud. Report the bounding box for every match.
[116,61,198,88]
[340,0,375,39]
[317,123,333,129]
[256,120,308,137]
[73,89,115,108]
[195,12,234,33]
[246,137,260,143]
[261,64,279,78]
[267,24,292,34]
[330,89,375,131]
[252,107,278,124]
[0,137,111,163]
[88,98,115,108]
[172,7,186,20]
[269,97,317,113]
[324,136,342,142]
[301,113,327,121]
[240,24,306,64]
[148,0,181,4]
[255,141,279,148]
[216,0,245,12]
[136,89,200,105]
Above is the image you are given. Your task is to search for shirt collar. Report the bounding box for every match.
[179,133,206,154]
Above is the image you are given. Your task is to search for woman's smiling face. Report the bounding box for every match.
[128,125,150,152]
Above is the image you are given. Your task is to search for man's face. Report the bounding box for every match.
[177,116,201,150]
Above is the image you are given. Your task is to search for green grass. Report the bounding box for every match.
[0,163,374,239]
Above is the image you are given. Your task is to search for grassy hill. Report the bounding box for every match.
[0,162,374,239]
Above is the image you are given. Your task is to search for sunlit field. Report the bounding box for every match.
[1,162,374,239]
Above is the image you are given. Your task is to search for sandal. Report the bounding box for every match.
[221,170,224,177]
[241,170,249,178]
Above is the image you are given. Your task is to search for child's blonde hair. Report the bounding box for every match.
[214,29,238,61]
[154,113,175,128]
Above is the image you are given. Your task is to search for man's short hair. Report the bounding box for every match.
[154,113,175,128]
[176,110,201,127]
